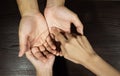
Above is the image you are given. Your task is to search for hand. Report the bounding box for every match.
[25,49,55,76]
[52,27,96,64]
[44,6,83,34]
[18,13,56,57]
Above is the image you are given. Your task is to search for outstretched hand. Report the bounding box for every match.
[18,13,56,57]
[44,6,83,34]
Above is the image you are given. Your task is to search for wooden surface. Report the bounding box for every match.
[0,0,120,76]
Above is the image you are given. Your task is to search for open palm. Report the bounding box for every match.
[19,13,51,57]
[44,6,83,34]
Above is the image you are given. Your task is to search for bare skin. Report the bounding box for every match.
[44,0,83,34]
[26,49,55,76]
[17,0,56,57]
[52,27,120,76]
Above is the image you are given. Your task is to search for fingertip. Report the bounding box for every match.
[59,52,63,57]
[19,44,27,57]
[53,50,57,55]
[52,45,56,50]
[77,27,84,35]
[18,51,24,57]
[39,45,45,52]
[56,52,60,56]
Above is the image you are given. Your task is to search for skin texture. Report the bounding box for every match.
[44,0,83,34]
[17,0,84,57]
[52,27,120,76]
[18,13,56,56]
[51,27,95,64]
[26,49,55,76]
[17,0,56,57]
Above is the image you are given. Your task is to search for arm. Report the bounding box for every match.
[17,0,39,17]
[84,55,120,76]
[17,0,56,57]
[36,69,52,76]
[52,27,120,76]
[46,0,65,7]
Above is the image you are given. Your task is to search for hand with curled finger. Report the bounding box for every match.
[26,49,55,76]
[51,27,96,64]
[52,27,120,76]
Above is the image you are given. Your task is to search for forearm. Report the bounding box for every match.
[36,68,52,76]
[46,0,65,7]
[82,55,120,76]
[16,0,40,17]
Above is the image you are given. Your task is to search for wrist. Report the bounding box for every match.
[82,55,120,76]
[36,68,52,76]
[46,0,65,8]
[82,54,101,66]
[80,55,102,75]
[17,0,40,17]
[21,11,41,17]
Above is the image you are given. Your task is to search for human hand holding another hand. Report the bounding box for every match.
[52,27,120,76]
[52,27,96,64]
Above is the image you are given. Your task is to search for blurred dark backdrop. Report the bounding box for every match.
[0,0,120,76]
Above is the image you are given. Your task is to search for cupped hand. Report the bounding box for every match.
[44,6,83,34]
[18,13,56,57]
[52,27,96,64]
[25,49,55,72]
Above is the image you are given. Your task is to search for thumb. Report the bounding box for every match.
[72,16,84,35]
[18,34,28,57]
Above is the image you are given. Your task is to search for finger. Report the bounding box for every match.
[77,35,95,54]
[43,51,52,58]
[50,33,55,39]
[44,42,57,55]
[43,51,55,65]
[81,36,95,52]
[76,35,85,49]
[19,34,28,57]
[39,45,45,52]
[59,51,63,57]
[31,47,46,61]
[72,15,84,35]
[51,27,67,45]
[55,52,60,56]
[25,50,36,62]
[60,45,66,56]
[46,36,56,50]
[65,33,73,40]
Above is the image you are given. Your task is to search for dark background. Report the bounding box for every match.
[0,0,120,76]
